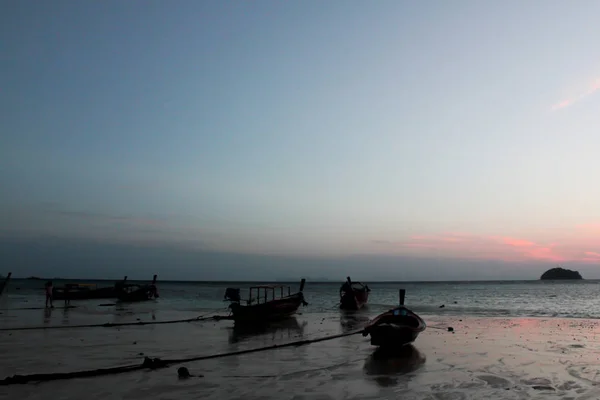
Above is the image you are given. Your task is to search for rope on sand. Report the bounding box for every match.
[0,314,232,332]
[0,306,78,311]
[0,329,365,386]
[428,325,455,332]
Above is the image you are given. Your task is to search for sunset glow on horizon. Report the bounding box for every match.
[372,224,600,264]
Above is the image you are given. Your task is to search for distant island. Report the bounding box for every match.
[540,267,583,280]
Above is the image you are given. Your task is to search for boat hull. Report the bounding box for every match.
[363,306,426,348]
[117,284,158,302]
[229,293,304,323]
[340,289,369,310]
[117,289,153,302]
[53,287,117,301]
[367,324,421,347]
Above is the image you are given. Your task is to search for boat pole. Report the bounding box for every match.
[346,276,354,290]
[399,288,406,306]
[0,273,12,297]
[299,278,306,292]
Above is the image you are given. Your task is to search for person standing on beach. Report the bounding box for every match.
[45,281,54,308]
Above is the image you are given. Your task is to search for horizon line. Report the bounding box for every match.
[8,277,595,284]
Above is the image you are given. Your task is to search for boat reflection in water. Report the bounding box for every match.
[228,317,307,344]
[363,345,426,387]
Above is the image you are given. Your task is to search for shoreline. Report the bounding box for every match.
[3,313,600,398]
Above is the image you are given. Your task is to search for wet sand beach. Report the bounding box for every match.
[3,306,600,400]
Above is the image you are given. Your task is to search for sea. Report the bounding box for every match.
[3,278,600,319]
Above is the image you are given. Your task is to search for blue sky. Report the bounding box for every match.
[2,1,600,278]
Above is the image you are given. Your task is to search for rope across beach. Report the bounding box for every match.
[1,329,366,385]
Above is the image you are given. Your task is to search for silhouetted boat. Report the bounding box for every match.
[339,276,370,310]
[53,283,118,301]
[362,289,426,348]
[224,279,308,323]
[116,275,159,302]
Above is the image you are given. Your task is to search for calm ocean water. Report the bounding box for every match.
[3,278,600,319]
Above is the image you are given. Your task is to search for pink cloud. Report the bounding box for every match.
[551,99,573,111]
[551,77,600,111]
[503,237,535,247]
[372,225,600,264]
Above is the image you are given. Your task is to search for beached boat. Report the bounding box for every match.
[362,290,426,348]
[224,279,308,323]
[339,276,370,310]
[116,275,159,302]
[53,283,118,301]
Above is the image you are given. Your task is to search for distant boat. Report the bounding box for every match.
[362,290,426,348]
[26,276,42,280]
[339,276,370,310]
[224,279,308,323]
[116,275,159,302]
[53,283,119,301]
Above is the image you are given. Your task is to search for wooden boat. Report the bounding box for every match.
[116,275,159,302]
[53,283,118,301]
[339,276,370,310]
[362,289,426,348]
[224,279,308,323]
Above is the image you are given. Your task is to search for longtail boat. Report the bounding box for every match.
[224,279,308,323]
[362,289,426,348]
[53,282,119,301]
[116,275,159,302]
[339,276,370,310]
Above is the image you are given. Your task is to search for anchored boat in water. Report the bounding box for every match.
[362,289,426,348]
[53,282,119,301]
[224,279,308,323]
[339,276,370,310]
[116,275,159,302]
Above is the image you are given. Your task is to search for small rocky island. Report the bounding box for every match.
[540,267,583,280]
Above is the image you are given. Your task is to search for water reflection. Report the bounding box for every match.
[61,305,70,325]
[43,307,52,323]
[339,310,371,332]
[229,317,307,344]
[363,345,426,387]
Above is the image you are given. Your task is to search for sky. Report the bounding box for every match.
[1,1,600,280]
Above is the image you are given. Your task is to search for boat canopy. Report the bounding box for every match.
[250,284,290,289]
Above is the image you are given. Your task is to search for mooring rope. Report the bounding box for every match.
[0,329,365,386]
[0,306,79,311]
[0,313,231,332]
[428,325,455,332]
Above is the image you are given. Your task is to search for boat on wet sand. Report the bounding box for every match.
[224,279,308,323]
[339,276,370,310]
[362,289,426,348]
